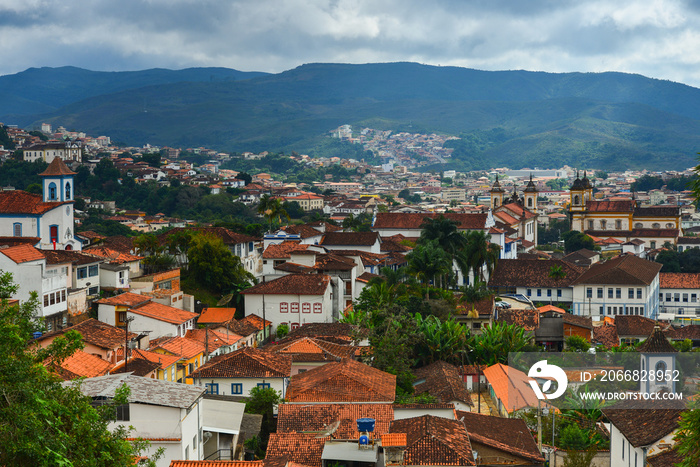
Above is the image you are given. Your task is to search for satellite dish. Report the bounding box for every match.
[315,420,341,439]
[216,293,233,307]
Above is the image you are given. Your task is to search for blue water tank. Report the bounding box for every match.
[357,418,375,432]
[359,435,369,445]
[32,331,43,339]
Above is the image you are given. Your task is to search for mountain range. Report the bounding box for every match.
[2,62,700,171]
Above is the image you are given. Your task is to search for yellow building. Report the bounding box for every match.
[151,337,206,384]
[569,172,681,249]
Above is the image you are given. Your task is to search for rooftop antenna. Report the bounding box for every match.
[315,420,341,439]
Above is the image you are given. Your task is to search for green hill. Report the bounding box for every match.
[5,62,700,170]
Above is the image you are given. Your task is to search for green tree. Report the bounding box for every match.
[468,321,533,365]
[655,249,681,272]
[562,447,598,467]
[133,233,175,274]
[414,314,468,365]
[458,230,500,282]
[674,399,700,467]
[562,231,597,254]
[406,240,452,294]
[565,335,591,352]
[187,233,254,295]
[244,386,281,450]
[419,215,466,257]
[0,271,157,466]
[276,323,289,339]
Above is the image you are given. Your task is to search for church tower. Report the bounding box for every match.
[490,174,506,208]
[569,171,585,212]
[523,174,538,213]
[40,157,76,203]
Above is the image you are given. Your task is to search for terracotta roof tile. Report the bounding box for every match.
[263,241,310,259]
[373,212,487,231]
[286,359,396,403]
[43,249,102,266]
[268,337,358,362]
[482,363,539,413]
[0,236,41,247]
[185,328,243,352]
[153,336,206,360]
[615,315,658,337]
[129,301,198,325]
[0,244,45,263]
[389,415,475,466]
[46,350,113,380]
[281,224,324,239]
[413,361,473,406]
[571,254,662,286]
[129,348,180,369]
[320,231,380,247]
[488,259,583,288]
[0,190,68,215]
[647,448,699,467]
[73,318,138,348]
[592,324,619,347]
[158,227,259,245]
[585,200,634,212]
[265,433,325,467]
[39,157,76,176]
[666,324,700,340]
[456,410,544,463]
[277,403,393,438]
[637,326,676,353]
[96,292,151,307]
[660,272,700,289]
[241,274,330,295]
[281,323,360,344]
[190,347,291,379]
[380,433,407,447]
[198,307,237,325]
[603,398,686,447]
[83,246,143,263]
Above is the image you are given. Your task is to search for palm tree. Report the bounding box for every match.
[258,195,290,230]
[461,280,492,318]
[419,215,466,256]
[459,230,500,283]
[406,240,451,298]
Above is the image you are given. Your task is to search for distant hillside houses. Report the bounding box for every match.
[23,139,83,163]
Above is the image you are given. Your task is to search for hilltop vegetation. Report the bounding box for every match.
[4,63,700,169]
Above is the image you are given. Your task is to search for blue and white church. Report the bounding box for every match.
[0,157,81,251]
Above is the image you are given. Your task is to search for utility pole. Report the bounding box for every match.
[124,316,134,373]
[537,399,542,453]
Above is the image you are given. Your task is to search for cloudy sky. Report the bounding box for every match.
[3,0,700,87]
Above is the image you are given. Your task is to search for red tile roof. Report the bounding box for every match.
[389,415,475,466]
[277,403,393,438]
[571,254,662,286]
[268,337,357,362]
[455,410,544,463]
[46,349,113,380]
[198,307,237,325]
[129,348,180,369]
[0,190,68,215]
[263,241,310,259]
[380,433,407,447]
[593,324,619,347]
[286,358,396,403]
[660,272,700,289]
[39,157,76,176]
[614,315,658,337]
[153,336,206,360]
[96,292,151,307]
[158,226,259,245]
[265,433,326,467]
[130,302,198,325]
[84,246,143,263]
[482,363,539,413]
[0,244,45,264]
[413,361,473,406]
[488,259,583,288]
[68,318,137,349]
[320,231,380,247]
[585,200,634,212]
[190,347,291,379]
[373,212,487,230]
[185,328,243,353]
[603,398,686,447]
[241,274,330,296]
